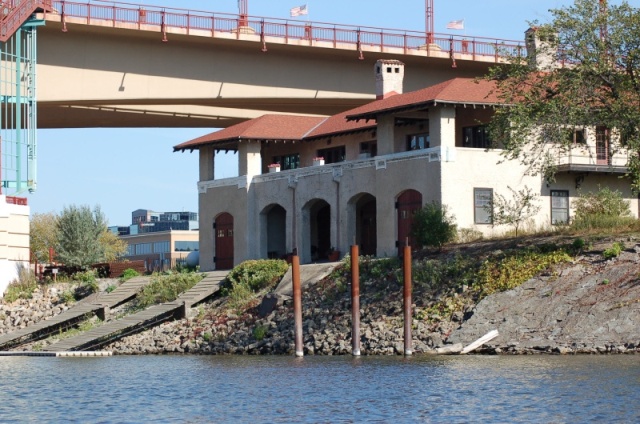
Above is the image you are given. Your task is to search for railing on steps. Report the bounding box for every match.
[0,0,52,42]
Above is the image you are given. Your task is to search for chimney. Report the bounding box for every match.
[375,59,404,100]
[525,26,558,71]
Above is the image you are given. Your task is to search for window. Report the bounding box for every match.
[272,153,300,170]
[551,190,569,225]
[135,243,152,255]
[153,241,170,253]
[175,241,200,252]
[474,188,493,224]
[407,133,429,151]
[563,128,585,144]
[127,244,135,256]
[463,125,491,148]
[317,146,346,164]
[360,141,377,157]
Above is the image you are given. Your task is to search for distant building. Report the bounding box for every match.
[129,209,198,234]
[113,208,200,271]
[119,230,199,271]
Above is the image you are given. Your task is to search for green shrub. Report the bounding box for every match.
[253,325,268,341]
[225,259,289,293]
[411,202,457,250]
[456,228,484,244]
[228,280,254,308]
[603,242,625,259]
[474,247,571,298]
[60,290,76,304]
[413,254,477,292]
[572,237,586,251]
[105,284,117,293]
[134,271,203,309]
[73,270,99,294]
[3,266,38,303]
[571,186,633,230]
[120,268,140,282]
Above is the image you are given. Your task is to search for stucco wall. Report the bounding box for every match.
[0,197,30,297]
[198,179,249,271]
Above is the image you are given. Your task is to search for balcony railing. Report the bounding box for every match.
[48,1,525,62]
[556,149,629,173]
[198,146,453,193]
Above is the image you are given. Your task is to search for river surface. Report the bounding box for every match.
[0,354,638,423]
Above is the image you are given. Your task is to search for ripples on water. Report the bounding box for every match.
[0,355,638,423]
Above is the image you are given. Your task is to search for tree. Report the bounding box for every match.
[55,205,108,268]
[488,186,541,237]
[488,0,640,190]
[411,202,457,251]
[30,212,59,263]
[99,230,129,263]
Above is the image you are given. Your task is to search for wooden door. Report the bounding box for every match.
[397,190,422,256]
[214,213,234,270]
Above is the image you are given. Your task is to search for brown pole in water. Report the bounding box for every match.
[350,244,361,356]
[292,254,304,357]
[403,239,413,356]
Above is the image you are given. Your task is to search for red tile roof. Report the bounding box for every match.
[174,78,500,151]
[304,108,376,140]
[173,114,325,151]
[346,78,499,121]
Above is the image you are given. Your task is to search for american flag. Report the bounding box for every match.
[290,4,308,17]
[446,20,464,30]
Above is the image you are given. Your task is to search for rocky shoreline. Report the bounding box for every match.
[4,236,640,356]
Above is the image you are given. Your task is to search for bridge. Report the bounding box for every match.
[32,1,524,129]
[1,1,524,191]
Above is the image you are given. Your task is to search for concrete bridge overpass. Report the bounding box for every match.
[32,1,525,129]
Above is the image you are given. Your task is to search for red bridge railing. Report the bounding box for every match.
[49,0,525,61]
[0,0,52,41]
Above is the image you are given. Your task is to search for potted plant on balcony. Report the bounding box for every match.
[268,163,281,173]
[328,247,340,261]
[313,156,325,166]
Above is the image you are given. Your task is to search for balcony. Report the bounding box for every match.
[198,146,454,193]
[555,149,628,174]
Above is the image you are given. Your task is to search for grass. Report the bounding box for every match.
[133,271,204,310]
[3,265,38,303]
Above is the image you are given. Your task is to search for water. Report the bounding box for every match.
[0,355,638,423]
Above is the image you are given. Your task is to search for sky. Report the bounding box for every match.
[27,0,598,226]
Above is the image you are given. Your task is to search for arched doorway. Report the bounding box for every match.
[214,212,234,269]
[302,199,331,263]
[396,190,422,256]
[350,193,377,256]
[262,204,287,259]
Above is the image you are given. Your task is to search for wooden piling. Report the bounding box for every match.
[403,241,412,356]
[350,244,361,356]
[292,255,304,357]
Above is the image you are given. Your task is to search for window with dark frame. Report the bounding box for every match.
[360,141,377,157]
[272,153,300,170]
[551,190,569,225]
[407,133,430,151]
[317,146,346,164]
[463,125,491,148]
[474,188,493,224]
[563,128,585,144]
